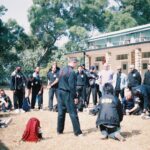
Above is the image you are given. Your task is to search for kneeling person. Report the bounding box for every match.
[96,83,125,141]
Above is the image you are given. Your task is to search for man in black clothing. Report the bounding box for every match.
[10,66,26,113]
[27,74,43,110]
[127,65,141,88]
[143,64,150,111]
[90,83,124,141]
[47,64,59,111]
[57,58,82,136]
[87,66,99,106]
[76,65,88,111]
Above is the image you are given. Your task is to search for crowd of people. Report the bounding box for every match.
[1,58,150,141]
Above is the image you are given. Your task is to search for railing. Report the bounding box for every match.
[88,37,150,50]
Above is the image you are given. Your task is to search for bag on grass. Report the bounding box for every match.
[22,97,30,112]
[22,117,42,142]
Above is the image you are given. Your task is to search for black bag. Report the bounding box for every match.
[22,97,31,112]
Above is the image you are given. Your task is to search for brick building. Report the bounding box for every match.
[67,24,150,77]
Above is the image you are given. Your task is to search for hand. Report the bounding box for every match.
[126,109,130,115]
[47,85,51,89]
[38,91,41,95]
[74,98,78,104]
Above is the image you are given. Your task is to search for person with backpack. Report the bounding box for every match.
[57,58,83,136]
[22,117,42,142]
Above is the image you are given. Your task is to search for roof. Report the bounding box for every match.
[88,23,150,42]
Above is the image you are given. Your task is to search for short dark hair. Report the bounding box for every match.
[103,83,114,95]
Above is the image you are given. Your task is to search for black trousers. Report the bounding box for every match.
[31,90,43,109]
[48,87,58,110]
[86,84,98,106]
[13,89,24,109]
[114,89,124,99]
[57,90,82,136]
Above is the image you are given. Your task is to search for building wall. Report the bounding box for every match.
[86,42,150,77]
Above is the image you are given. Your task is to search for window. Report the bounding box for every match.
[142,52,150,58]
[116,54,128,60]
[95,56,105,61]
[142,63,147,69]
[122,64,127,70]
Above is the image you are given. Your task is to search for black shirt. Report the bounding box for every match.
[27,78,42,92]
[58,65,77,98]
[143,70,150,86]
[76,71,87,86]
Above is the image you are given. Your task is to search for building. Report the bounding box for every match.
[67,24,150,76]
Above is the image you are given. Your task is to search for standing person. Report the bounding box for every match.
[76,65,88,111]
[47,65,59,111]
[143,64,150,110]
[95,83,124,141]
[27,68,43,110]
[87,66,99,106]
[127,64,141,88]
[81,64,91,107]
[57,58,82,136]
[10,66,26,113]
[113,66,127,99]
[99,63,113,95]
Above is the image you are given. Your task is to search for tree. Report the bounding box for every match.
[114,0,150,25]
[28,0,109,65]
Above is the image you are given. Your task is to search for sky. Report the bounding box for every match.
[1,0,117,47]
[1,0,33,33]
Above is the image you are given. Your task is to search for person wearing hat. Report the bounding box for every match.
[112,66,127,99]
[10,66,26,113]
[57,57,82,136]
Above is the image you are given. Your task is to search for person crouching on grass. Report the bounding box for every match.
[95,83,125,141]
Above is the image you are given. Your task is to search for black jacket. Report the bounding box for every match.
[96,94,123,127]
[58,66,77,98]
[76,71,87,86]
[127,69,141,88]
[143,70,150,86]
[10,71,26,90]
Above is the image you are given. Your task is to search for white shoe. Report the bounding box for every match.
[15,109,20,113]
[20,109,25,113]
[40,109,44,112]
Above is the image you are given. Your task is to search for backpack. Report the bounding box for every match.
[22,118,42,142]
[22,97,31,112]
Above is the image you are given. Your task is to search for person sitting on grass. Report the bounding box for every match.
[90,83,125,141]
[0,89,12,112]
[122,88,141,115]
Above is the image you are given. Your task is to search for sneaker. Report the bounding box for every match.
[40,109,44,112]
[114,132,125,141]
[100,131,108,140]
[77,133,84,137]
[20,109,25,113]
[15,109,20,114]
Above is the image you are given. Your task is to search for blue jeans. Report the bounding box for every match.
[48,88,58,110]
[57,90,82,135]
